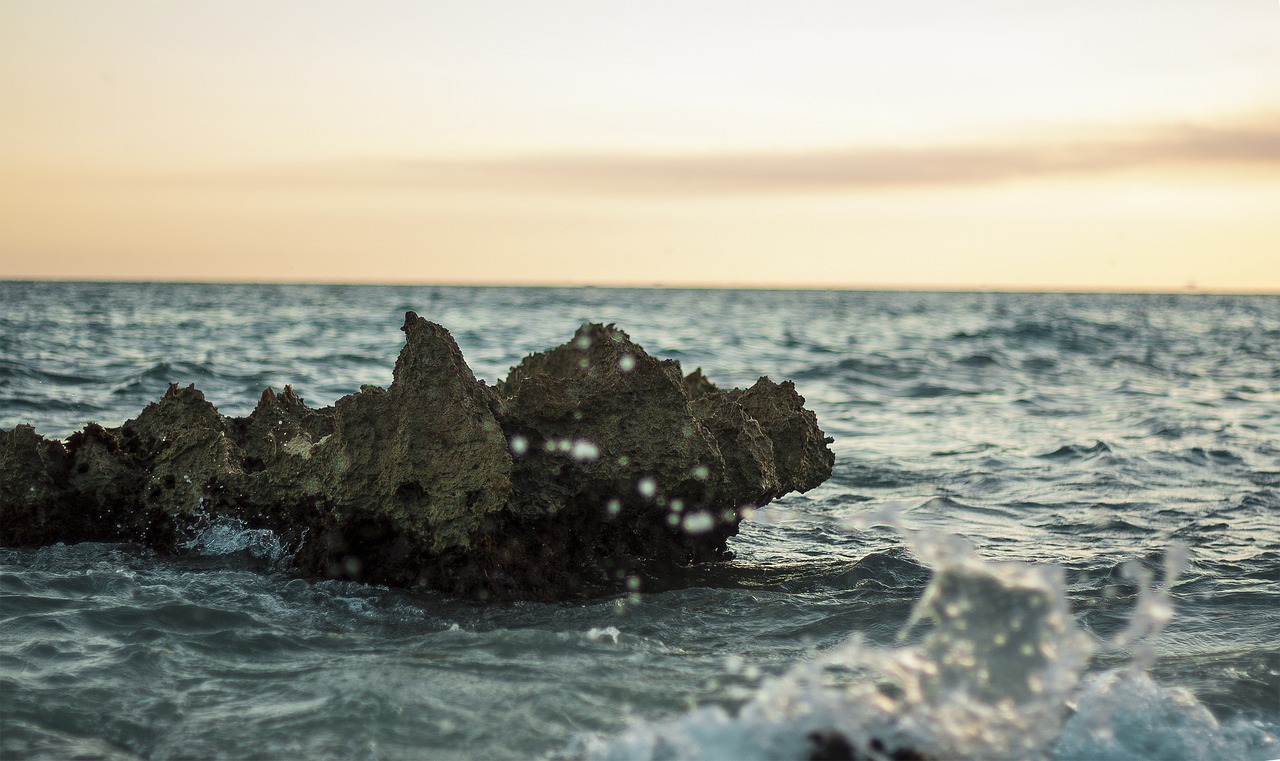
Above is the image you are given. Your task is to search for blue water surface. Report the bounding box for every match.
[1,283,1277,760]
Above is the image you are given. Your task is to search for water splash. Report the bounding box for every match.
[178,508,301,571]
[573,521,1268,761]
[587,626,622,645]
[1054,670,1271,761]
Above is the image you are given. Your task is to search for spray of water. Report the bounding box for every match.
[574,511,1270,761]
[178,503,302,571]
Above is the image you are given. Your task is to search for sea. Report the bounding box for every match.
[1,281,1277,761]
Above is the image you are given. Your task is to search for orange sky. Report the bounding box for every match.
[2,1,1278,291]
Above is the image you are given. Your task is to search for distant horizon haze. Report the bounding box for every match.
[3,276,1274,297]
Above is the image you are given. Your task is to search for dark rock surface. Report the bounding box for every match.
[1,314,833,599]
[806,731,932,761]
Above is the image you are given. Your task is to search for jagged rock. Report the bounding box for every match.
[807,732,932,761]
[118,383,243,518]
[486,323,834,595]
[0,423,171,547]
[235,385,334,471]
[63,424,152,531]
[498,323,722,517]
[730,377,836,495]
[686,387,782,505]
[0,425,69,546]
[492,323,735,593]
[287,314,513,585]
[0,315,833,600]
[682,367,720,400]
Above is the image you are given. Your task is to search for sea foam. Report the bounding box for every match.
[572,523,1272,761]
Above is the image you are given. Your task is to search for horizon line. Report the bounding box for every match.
[3,276,1277,297]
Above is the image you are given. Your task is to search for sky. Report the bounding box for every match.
[2,1,1278,291]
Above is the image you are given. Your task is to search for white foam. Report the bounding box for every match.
[575,524,1265,761]
[179,513,299,570]
[1055,669,1239,761]
[587,626,621,645]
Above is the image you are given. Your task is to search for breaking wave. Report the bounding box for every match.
[571,524,1277,761]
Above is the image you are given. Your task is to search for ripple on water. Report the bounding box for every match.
[2,286,1279,760]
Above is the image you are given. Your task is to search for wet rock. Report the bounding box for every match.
[175,314,515,590]
[730,377,836,494]
[0,423,170,547]
[234,385,334,472]
[487,323,835,596]
[0,425,71,546]
[806,732,933,761]
[498,323,722,519]
[288,313,513,586]
[682,367,720,401]
[808,730,858,761]
[686,384,782,505]
[63,423,162,543]
[330,313,511,555]
[118,383,243,519]
[492,323,735,593]
[1,315,833,600]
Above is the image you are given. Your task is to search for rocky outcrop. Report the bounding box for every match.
[1,314,833,599]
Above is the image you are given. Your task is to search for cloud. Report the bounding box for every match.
[201,112,1280,197]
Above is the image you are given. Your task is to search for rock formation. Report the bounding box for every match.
[1,313,833,599]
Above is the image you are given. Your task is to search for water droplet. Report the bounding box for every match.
[618,354,636,372]
[636,476,656,498]
[509,434,528,456]
[605,498,622,517]
[682,511,715,534]
[571,439,600,462]
[691,464,709,480]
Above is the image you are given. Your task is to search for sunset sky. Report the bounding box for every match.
[2,1,1278,291]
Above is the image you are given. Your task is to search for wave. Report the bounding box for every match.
[571,529,1276,761]
[901,382,982,399]
[107,361,215,394]
[1037,440,1114,461]
[792,355,925,386]
[950,315,1142,355]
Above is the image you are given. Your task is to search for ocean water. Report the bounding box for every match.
[1,281,1277,761]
